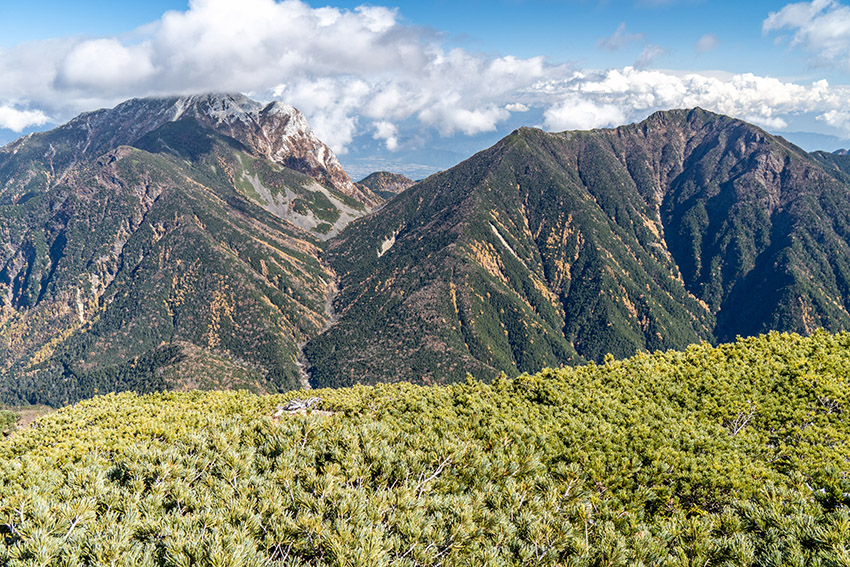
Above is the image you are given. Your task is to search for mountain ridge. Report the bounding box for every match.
[356,171,415,201]
[1,93,379,208]
[304,107,850,388]
[6,101,850,402]
[0,93,378,405]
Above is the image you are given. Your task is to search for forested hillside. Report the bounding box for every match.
[306,108,850,388]
[0,94,366,405]
[1,331,848,566]
[9,101,850,404]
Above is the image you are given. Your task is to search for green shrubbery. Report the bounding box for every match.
[1,330,849,565]
[0,410,16,436]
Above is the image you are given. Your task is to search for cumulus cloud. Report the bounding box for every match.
[0,105,49,131]
[54,39,155,92]
[544,97,627,131]
[277,77,372,151]
[818,109,850,131]
[535,68,845,134]
[418,94,511,136]
[3,0,850,153]
[597,22,645,51]
[764,0,850,66]
[373,120,399,151]
[0,0,549,152]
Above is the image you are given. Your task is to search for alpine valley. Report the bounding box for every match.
[3,95,850,404]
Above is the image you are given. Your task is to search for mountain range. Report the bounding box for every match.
[3,95,850,404]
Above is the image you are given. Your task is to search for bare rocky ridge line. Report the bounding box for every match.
[0,93,379,208]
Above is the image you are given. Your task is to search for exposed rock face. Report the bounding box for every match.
[177,95,378,207]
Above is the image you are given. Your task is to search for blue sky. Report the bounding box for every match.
[0,1,814,74]
[2,0,850,177]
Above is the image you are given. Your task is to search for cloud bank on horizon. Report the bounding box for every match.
[2,0,850,154]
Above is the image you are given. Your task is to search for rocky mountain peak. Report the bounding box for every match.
[356,171,415,200]
[160,93,378,206]
[168,93,261,126]
[2,93,378,208]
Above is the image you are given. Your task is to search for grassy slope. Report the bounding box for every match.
[1,330,848,566]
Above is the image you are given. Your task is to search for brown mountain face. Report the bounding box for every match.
[304,108,850,388]
[0,93,377,209]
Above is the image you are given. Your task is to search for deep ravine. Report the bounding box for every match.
[295,270,339,389]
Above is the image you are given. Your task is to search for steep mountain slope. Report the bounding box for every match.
[0,95,370,405]
[356,171,415,200]
[306,108,850,388]
[7,101,850,402]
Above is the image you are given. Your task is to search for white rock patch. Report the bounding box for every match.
[378,231,399,258]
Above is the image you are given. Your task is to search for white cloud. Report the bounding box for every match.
[278,77,372,152]
[373,120,399,150]
[0,0,547,153]
[634,44,667,68]
[54,39,155,91]
[418,94,511,136]
[355,5,398,33]
[3,0,850,154]
[544,97,627,131]
[597,22,645,51]
[536,68,846,134]
[818,108,850,131]
[764,0,850,66]
[0,105,49,131]
[695,34,718,53]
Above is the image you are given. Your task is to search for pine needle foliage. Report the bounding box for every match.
[1,330,849,566]
[0,410,17,436]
